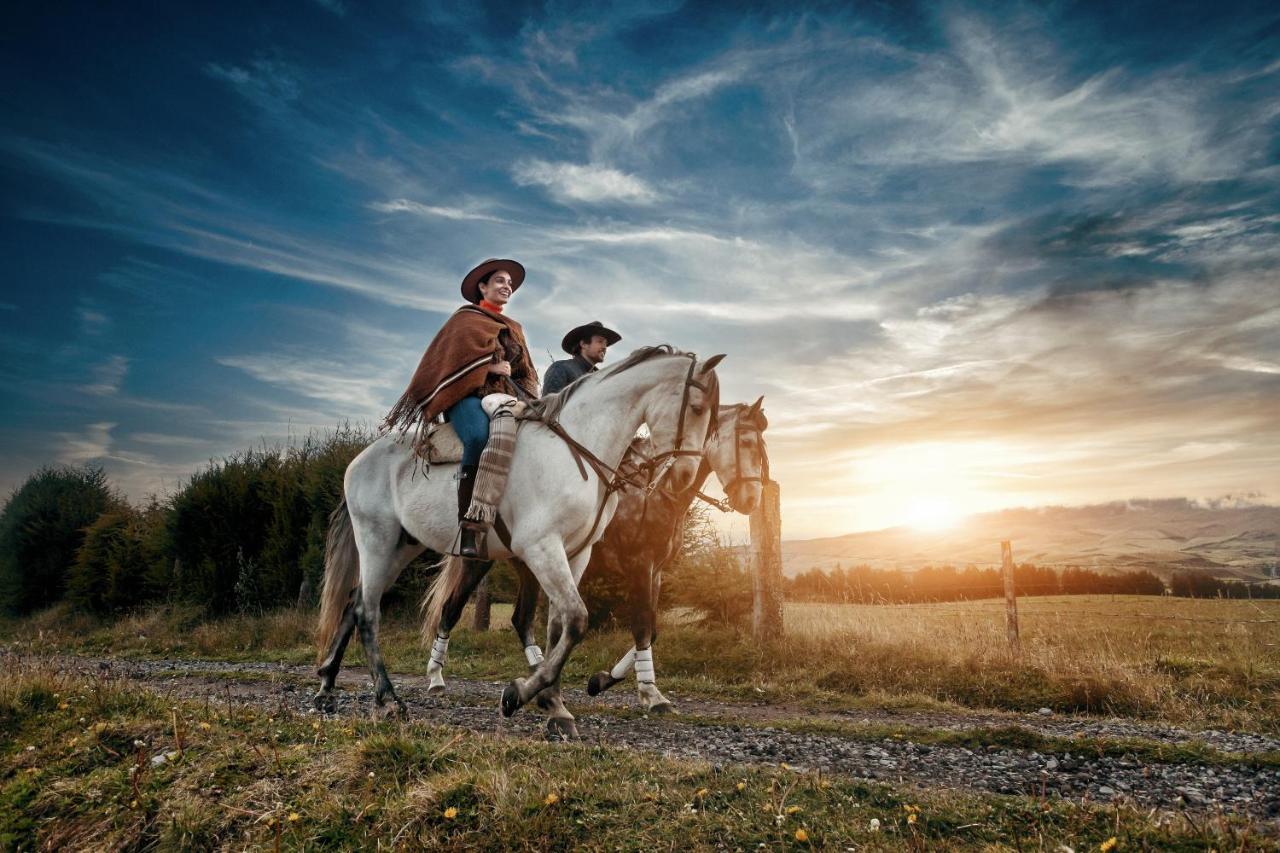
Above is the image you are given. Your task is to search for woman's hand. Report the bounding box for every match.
[488,359,513,377]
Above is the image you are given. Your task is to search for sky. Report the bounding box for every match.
[1,1,1278,540]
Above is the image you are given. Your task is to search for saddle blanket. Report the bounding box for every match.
[419,394,524,465]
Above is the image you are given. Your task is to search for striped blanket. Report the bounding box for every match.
[464,396,523,525]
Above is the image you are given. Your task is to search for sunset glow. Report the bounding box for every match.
[906,498,966,532]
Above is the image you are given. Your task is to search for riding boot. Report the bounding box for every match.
[457,464,482,558]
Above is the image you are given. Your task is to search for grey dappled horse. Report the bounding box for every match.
[421,400,769,715]
[314,347,720,736]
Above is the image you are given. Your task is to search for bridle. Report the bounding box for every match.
[713,406,768,503]
[513,349,719,559]
[645,402,768,515]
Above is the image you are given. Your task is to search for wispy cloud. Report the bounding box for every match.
[56,422,115,465]
[216,353,393,413]
[369,198,510,223]
[80,355,129,396]
[512,160,659,204]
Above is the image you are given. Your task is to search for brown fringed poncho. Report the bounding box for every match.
[382,304,539,450]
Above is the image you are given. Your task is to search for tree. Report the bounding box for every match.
[0,466,117,614]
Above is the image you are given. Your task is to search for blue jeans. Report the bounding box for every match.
[448,396,489,467]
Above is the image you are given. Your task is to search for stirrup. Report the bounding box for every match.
[455,523,487,559]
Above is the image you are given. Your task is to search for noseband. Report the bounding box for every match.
[627,352,716,486]
[716,410,767,498]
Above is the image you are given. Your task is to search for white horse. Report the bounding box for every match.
[314,346,721,734]
[419,400,768,716]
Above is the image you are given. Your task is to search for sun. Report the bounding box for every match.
[906,497,965,532]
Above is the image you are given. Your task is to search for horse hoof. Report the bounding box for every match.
[501,683,521,718]
[312,692,335,713]
[587,671,612,696]
[546,717,579,741]
[648,701,675,715]
[373,700,407,721]
[427,684,446,697]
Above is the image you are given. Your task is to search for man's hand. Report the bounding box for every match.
[488,360,513,377]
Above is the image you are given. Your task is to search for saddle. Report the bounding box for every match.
[420,421,466,464]
[417,394,526,465]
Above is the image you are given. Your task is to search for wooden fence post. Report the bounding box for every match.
[751,480,785,640]
[1001,540,1020,654]
[472,575,491,631]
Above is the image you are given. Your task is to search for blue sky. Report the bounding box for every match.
[2,1,1278,537]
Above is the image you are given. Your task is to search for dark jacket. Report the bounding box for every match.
[542,355,596,395]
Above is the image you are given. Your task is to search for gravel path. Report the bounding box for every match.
[17,653,1280,824]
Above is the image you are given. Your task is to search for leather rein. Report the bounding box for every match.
[497,351,714,560]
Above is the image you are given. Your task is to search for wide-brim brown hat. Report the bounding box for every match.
[561,320,622,355]
[461,258,526,304]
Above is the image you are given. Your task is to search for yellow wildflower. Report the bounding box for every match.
[58,702,70,711]
[786,805,802,815]
[695,788,708,799]
[130,799,139,809]
[1100,839,1117,852]
[443,807,458,820]
[544,793,559,806]
[907,813,917,825]
[736,782,746,792]
[198,722,212,731]
[288,812,300,823]
[312,721,321,731]
[795,829,809,842]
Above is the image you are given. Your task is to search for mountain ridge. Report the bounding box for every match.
[776,499,1280,580]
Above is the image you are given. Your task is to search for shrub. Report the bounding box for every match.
[0,466,116,614]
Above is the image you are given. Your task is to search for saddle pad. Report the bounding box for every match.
[424,421,464,464]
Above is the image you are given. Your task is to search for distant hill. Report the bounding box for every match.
[778,499,1280,581]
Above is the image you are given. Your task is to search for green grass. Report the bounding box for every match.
[1,660,1273,851]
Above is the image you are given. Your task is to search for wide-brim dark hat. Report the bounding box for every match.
[561,320,622,355]
[461,258,526,304]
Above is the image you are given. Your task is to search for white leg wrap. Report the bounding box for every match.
[610,647,637,680]
[430,635,449,668]
[634,647,655,684]
[524,644,545,666]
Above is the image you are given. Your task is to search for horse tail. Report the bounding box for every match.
[421,554,463,643]
[316,498,359,662]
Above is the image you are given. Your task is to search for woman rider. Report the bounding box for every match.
[382,258,539,556]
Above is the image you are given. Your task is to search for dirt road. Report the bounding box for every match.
[22,653,1280,824]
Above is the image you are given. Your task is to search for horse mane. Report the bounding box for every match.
[525,344,685,424]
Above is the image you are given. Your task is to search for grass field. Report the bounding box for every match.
[1,659,1270,851]
[5,595,1278,732]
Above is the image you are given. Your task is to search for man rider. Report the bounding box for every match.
[542,320,621,395]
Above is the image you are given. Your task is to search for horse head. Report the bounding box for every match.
[641,350,723,495]
[705,395,768,514]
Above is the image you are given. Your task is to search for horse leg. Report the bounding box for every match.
[501,543,588,729]
[426,557,494,695]
[347,522,418,719]
[506,559,574,737]
[588,559,671,712]
[352,588,405,719]
[510,558,545,669]
[313,590,358,711]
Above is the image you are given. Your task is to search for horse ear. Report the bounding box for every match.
[699,353,726,374]
[749,395,764,416]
